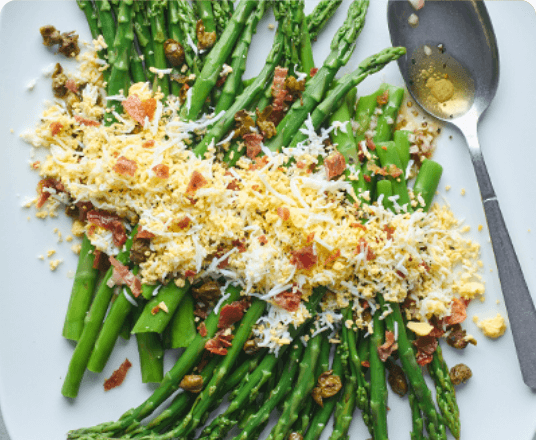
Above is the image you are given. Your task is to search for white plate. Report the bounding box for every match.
[1,1,536,439]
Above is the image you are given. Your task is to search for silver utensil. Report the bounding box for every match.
[387,0,536,388]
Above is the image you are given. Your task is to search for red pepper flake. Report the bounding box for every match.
[142,140,155,148]
[123,94,146,125]
[31,161,41,169]
[151,305,161,315]
[243,132,263,159]
[396,270,406,279]
[65,79,78,93]
[277,207,290,221]
[377,331,398,362]
[377,89,389,106]
[136,228,155,239]
[50,122,63,136]
[197,322,207,337]
[296,161,306,169]
[74,115,100,126]
[361,360,370,368]
[420,261,431,272]
[258,235,268,246]
[87,210,127,247]
[290,244,317,271]
[444,298,467,326]
[36,178,65,208]
[113,156,137,177]
[309,67,318,78]
[365,137,376,151]
[104,359,132,391]
[142,98,157,121]
[413,336,438,366]
[176,216,191,230]
[186,170,208,195]
[324,152,346,180]
[248,156,270,171]
[273,289,301,312]
[218,301,248,329]
[153,164,170,179]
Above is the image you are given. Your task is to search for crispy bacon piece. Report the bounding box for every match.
[273,289,301,312]
[218,301,248,329]
[36,178,65,208]
[361,360,370,368]
[104,359,132,391]
[226,179,240,191]
[306,232,315,243]
[378,331,398,362]
[277,207,290,221]
[176,216,191,230]
[205,331,234,355]
[310,67,318,77]
[383,225,395,240]
[364,175,372,183]
[65,79,78,93]
[444,298,467,326]
[153,164,170,179]
[365,137,376,151]
[123,94,146,125]
[186,170,208,195]
[248,156,270,171]
[243,133,263,159]
[290,244,317,271]
[86,210,127,247]
[109,256,142,297]
[377,89,389,106]
[142,98,157,121]
[324,249,341,266]
[50,122,63,136]
[357,238,376,261]
[136,228,155,239]
[324,152,346,180]
[74,115,100,126]
[413,335,438,366]
[258,235,268,246]
[388,164,403,179]
[92,250,103,270]
[197,322,207,337]
[185,269,197,278]
[271,67,291,124]
[232,239,247,253]
[113,156,137,177]
[143,140,155,148]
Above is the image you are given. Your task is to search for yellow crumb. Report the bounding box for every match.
[461,225,470,233]
[476,313,507,339]
[496,300,500,305]
[71,220,85,237]
[49,259,62,271]
[445,185,451,191]
[175,278,185,287]
[38,255,45,260]
[460,188,466,196]
[35,211,48,219]
[478,224,483,231]
[65,235,73,242]
[71,244,82,255]
[268,23,275,30]
[10,128,14,133]
[47,249,56,258]
[407,321,433,336]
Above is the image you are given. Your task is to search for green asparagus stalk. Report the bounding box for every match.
[265,0,370,153]
[409,387,426,440]
[62,234,99,341]
[393,129,411,171]
[132,0,156,81]
[306,0,343,41]
[169,291,196,349]
[61,226,138,399]
[413,159,444,212]
[195,1,217,34]
[211,0,232,35]
[369,309,388,440]
[377,179,394,211]
[354,84,388,142]
[137,332,164,384]
[375,140,412,209]
[95,0,116,63]
[147,0,170,98]
[374,85,405,143]
[180,0,257,121]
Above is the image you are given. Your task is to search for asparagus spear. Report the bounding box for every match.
[265,0,370,153]
[132,0,156,81]
[211,0,232,35]
[180,0,257,121]
[62,234,98,341]
[195,1,217,34]
[146,0,170,98]
[306,0,344,41]
[136,332,164,384]
[169,291,197,349]
[369,309,388,440]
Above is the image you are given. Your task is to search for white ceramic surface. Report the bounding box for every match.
[0,1,535,439]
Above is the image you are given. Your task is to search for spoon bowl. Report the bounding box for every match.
[388,0,536,389]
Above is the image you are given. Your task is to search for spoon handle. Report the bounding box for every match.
[462,122,536,389]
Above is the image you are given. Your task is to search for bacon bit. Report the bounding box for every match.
[271,67,291,125]
[232,239,247,253]
[215,75,227,88]
[444,298,467,326]
[197,322,208,337]
[388,164,403,179]
[205,331,234,355]
[151,305,161,315]
[378,331,398,362]
[113,156,137,177]
[361,360,370,368]
[377,89,390,106]
[273,289,301,312]
[123,94,146,125]
[277,207,290,221]
[185,269,197,278]
[357,238,376,261]
[142,140,155,148]
[363,175,372,183]
[104,359,132,391]
[186,170,208,195]
[36,178,65,208]
[65,79,78,93]
[74,201,93,222]
[142,98,157,121]
[248,156,270,171]
[74,115,100,126]
[92,250,103,270]
[226,179,240,191]
[136,228,155,239]
[396,270,406,279]
[428,321,445,338]
[31,161,41,170]
[351,223,367,231]
[50,122,63,136]
[324,152,346,180]
[383,225,395,240]
[382,145,388,151]
[306,233,315,243]
[413,336,438,366]
[87,210,126,247]
[218,301,248,329]
[365,137,376,151]
[296,161,306,169]
[310,67,318,78]
[243,132,263,159]
[153,164,170,179]
[324,249,341,266]
[177,216,191,230]
[258,235,268,246]
[109,256,142,297]
[421,261,431,272]
[290,244,317,271]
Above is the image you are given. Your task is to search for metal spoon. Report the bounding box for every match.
[387,0,536,388]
